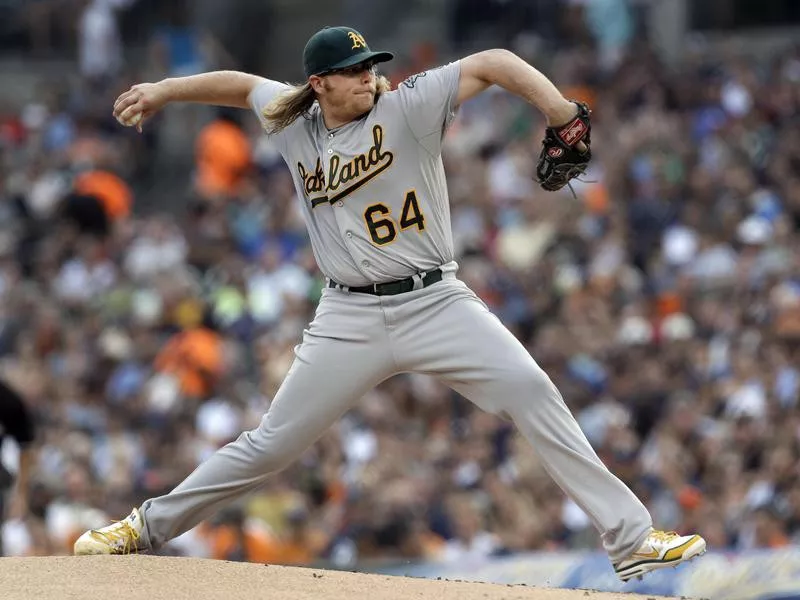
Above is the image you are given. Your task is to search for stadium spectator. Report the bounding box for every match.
[0,379,36,555]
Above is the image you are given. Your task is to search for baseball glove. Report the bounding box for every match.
[535,101,592,195]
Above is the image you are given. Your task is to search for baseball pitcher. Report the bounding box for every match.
[75,26,705,581]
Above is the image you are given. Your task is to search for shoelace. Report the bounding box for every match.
[650,530,680,543]
[91,521,140,554]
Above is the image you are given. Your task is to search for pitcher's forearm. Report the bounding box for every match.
[160,71,266,109]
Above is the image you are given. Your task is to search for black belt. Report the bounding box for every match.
[328,268,443,296]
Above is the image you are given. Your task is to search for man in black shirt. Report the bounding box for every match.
[0,379,36,556]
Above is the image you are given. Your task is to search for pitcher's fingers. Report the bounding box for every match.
[117,104,143,124]
[113,90,140,115]
[113,95,139,117]
[136,112,151,133]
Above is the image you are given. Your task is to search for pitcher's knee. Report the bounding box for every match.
[492,363,561,418]
[231,427,300,474]
[464,361,563,419]
[497,363,558,407]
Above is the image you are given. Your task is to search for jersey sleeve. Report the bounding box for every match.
[248,78,292,133]
[396,61,461,155]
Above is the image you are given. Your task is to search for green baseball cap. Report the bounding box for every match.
[303,26,394,78]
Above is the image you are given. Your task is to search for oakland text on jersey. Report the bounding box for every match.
[297,158,327,207]
[297,124,394,208]
[327,124,393,202]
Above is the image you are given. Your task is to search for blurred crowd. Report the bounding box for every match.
[1,0,800,573]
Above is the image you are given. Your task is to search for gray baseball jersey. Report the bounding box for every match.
[249,62,461,286]
[133,63,655,565]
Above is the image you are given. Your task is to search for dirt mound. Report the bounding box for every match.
[0,555,679,600]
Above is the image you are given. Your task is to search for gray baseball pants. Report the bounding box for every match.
[139,274,652,561]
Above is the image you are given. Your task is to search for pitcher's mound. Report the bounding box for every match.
[0,555,678,600]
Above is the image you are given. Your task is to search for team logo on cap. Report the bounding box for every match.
[348,31,366,49]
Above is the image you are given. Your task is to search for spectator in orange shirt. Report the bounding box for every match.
[62,169,133,238]
[194,109,251,200]
[259,505,330,566]
[206,505,275,563]
[153,324,224,400]
[207,504,328,565]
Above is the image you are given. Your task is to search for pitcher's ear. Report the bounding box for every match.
[309,76,324,94]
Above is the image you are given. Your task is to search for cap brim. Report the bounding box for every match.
[320,51,394,74]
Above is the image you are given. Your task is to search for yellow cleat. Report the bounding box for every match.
[614,529,706,582]
[73,508,145,555]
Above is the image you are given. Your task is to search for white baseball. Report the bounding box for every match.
[119,112,142,128]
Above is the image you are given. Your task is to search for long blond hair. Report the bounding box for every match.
[261,75,392,135]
